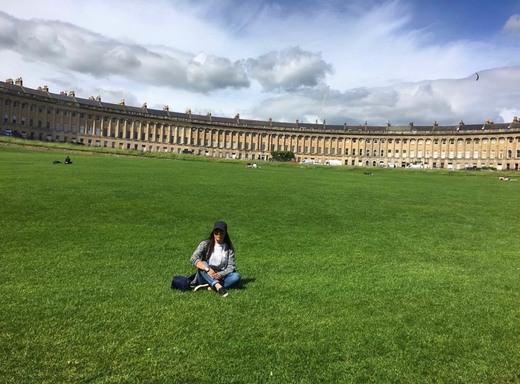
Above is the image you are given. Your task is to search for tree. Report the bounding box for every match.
[271,150,295,162]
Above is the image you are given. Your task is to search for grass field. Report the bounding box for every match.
[1,146,519,383]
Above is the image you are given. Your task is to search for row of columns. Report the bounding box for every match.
[1,96,519,164]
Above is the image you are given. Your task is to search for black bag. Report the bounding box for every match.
[171,276,190,291]
[171,273,196,292]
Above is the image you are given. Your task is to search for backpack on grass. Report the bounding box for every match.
[171,273,195,292]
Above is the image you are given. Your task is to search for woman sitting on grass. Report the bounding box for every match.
[190,220,241,297]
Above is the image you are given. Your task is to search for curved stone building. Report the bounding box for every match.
[1,77,519,171]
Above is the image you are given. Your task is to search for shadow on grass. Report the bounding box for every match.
[233,277,256,290]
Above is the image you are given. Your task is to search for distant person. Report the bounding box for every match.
[190,220,241,297]
[64,156,72,164]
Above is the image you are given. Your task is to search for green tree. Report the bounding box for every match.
[271,150,295,162]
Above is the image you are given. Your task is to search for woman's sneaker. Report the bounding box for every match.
[217,286,229,297]
[193,284,209,292]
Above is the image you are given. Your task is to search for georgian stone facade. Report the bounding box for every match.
[2,77,519,170]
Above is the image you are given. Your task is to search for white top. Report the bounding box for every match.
[209,242,227,268]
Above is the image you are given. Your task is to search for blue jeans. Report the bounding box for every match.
[196,264,241,288]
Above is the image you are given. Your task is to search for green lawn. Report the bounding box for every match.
[1,146,519,383]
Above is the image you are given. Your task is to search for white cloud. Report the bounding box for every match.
[0,11,249,93]
[503,14,520,35]
[247,47,332,90]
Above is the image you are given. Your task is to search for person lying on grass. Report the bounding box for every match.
[190,220,241,297]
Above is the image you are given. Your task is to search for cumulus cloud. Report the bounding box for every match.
[247,47,333,91]
[0,6,332,95]
[186,54,250,92]
[503,14,520,35]
[247,65,520,126]
[0,13,17,46]
[0,11,249,93]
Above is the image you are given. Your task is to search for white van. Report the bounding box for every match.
[324,160,342,166]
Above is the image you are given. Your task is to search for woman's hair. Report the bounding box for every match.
[204,229,233,258]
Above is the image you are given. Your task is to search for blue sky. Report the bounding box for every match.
[1,0,519,125]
